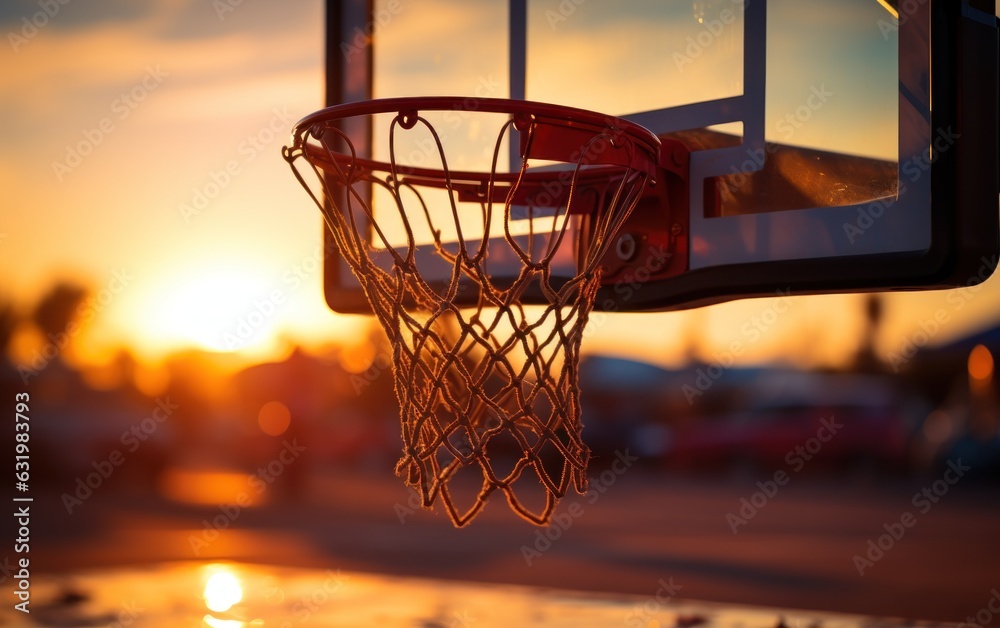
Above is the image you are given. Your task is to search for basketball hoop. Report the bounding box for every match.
[283,97,662,526]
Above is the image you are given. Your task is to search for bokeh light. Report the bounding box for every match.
[258,401,292,436]
[922,410,954,446]
[204,569,244,613]
[968,344,995,383]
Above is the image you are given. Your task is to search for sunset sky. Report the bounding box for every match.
[2,0,999,372]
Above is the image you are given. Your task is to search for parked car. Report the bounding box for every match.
[661,372,915,475]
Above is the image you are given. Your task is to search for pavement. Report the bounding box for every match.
[25,467,1000,624]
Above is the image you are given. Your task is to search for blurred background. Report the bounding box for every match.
[2,0,1000,624]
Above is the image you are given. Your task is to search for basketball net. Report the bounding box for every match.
[284,99,659,526]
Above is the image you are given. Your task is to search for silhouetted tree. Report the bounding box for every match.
[32,282,88,339]
[853,294,886,373]
[0,298,17,363]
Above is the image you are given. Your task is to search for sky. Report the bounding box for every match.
[1,0,999,372]
[1,0,351,362]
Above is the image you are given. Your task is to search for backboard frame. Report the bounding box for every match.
[320,0,999,314]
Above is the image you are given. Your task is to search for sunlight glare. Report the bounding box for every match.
[147,269,278,354]
[202,615,247,628]
[339,341,378,374]
[159,468,263,506]
[204,569,244,613]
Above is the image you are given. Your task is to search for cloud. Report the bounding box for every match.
[0,0,149,32]
[0,2,322,126]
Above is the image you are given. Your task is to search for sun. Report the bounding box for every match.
[100,257,370,365]
[144,268,283,355]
